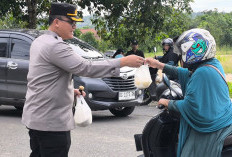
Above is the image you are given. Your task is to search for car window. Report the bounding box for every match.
[0,38,8,58]
[66,38,104,59]
[10,38,30,60]
[66,37,97,51]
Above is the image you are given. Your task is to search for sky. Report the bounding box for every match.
[80,0,232,16]
[191,0,232,12]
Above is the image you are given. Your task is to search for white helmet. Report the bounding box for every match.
[162,38,174,47]
[174,28,216,64]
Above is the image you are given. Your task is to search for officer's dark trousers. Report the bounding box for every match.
[28,129,71,157]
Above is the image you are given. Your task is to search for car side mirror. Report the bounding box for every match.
[163,74,170,88]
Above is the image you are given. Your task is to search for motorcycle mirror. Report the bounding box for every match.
[163,74,171,88]
[163,74,184,99]
[153,47,157,53]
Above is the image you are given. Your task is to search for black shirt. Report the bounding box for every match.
[156,48,179,66]
[149,48,180,76]
[126,50,145,58]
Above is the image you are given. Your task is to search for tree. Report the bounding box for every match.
[191,10,232,47]
[0,0,195,53]
[26,0,38,29]
[0,0,76,29]
[80,0,193,52]
[80,32,99,49]
[0,0,192,30]
[162,10,191,38]
[79,0,192,33]
[0,0,26,27]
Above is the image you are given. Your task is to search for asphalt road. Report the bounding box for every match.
[0,103,159,157]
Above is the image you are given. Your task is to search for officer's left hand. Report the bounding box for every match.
[74,89,86,97]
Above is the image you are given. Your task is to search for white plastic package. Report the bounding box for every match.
[74,95,92,127]
[134,64,152,89]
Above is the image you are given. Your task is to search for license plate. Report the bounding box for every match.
[118,91,136,101]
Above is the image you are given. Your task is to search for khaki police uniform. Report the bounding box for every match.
[22,31,120,131]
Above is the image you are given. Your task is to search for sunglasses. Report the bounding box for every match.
[57,18,76,27]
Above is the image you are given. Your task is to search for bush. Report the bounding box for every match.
[74,29,82,38]
[0,12,27,29]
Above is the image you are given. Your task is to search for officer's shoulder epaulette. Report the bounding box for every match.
[55,36,64,42]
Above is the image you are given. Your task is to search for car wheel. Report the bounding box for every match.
[14,106,23,111]
[109,106,135,117]
[140,89,152,106]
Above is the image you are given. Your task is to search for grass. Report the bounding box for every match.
[217,46,232,55]
[228,82,232,98]
[144,51,163,58]
[216,55,232,74]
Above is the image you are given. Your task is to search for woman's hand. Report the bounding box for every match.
[74,89,86,97]
[145,58,165,70]
[158,98,170,108]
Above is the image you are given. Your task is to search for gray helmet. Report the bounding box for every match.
[162,38,173,47]
[174,28,216,65]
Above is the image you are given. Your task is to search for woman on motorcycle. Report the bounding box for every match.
[146,28,232,157]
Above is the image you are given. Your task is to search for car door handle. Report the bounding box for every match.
[7,61,18,70]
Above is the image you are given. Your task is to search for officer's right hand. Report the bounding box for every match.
[120,55,145,68]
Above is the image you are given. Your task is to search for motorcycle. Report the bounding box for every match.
[134,74,232,157]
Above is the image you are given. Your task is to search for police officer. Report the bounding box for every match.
[126,40,145,58]
[22,2,144,157]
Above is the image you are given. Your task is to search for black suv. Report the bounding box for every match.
[0,29,143,116]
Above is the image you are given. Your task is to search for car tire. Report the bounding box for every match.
[109,106,135,117]
[140,89,152,106]
[14,106,23,111]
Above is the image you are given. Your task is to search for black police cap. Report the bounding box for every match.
[50,2,83,22]
[131,40,138,45]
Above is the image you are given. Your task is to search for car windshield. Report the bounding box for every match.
[66,37,104,59]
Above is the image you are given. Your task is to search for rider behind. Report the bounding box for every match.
[156,38,180,66]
